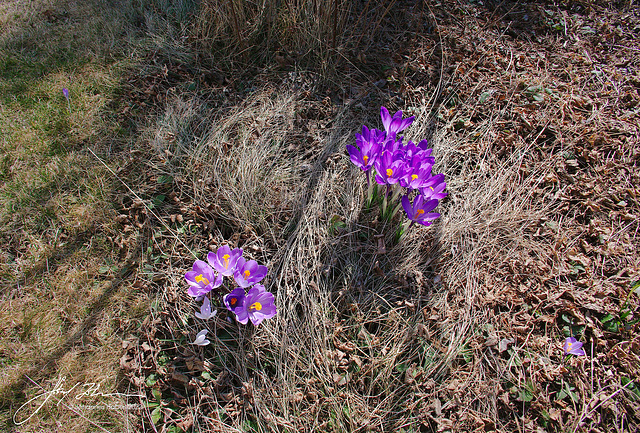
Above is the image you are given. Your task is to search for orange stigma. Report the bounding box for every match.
[195,274,210,285]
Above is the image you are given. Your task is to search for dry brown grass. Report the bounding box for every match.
[134,79,560,431]
[196,0,350,69]
[133,3,640,431]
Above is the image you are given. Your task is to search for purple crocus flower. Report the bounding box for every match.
[185,260,223,298]
[401,195,440,226]
[402,140,433,160]
[233,257,268,288]
[401,167,432,190]
[233,284,277,326]
[381,134,403,155]
[208,245,243,276]
[563,337,585,356]
[421,173,448,200]
[346,126,384,171]
[400,155,435,189]
[374,150,406,185]
[380,106,415,136]
[62,88,70,100]
[224,287,246,313]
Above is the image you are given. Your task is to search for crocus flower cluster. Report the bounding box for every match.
[186,246,277,345]
[347,107,446,229]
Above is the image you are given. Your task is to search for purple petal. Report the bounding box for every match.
[188,285,208,298]
[401,195,413,218]
[224,287,245,312]
[380,106,392,132]
[234,306,249,324]
[196,296,217,320]
[420,198,439,213]
[347,145,365,169]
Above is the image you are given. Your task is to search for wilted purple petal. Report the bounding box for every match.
[195,296,216,320]
[191,329,210,346]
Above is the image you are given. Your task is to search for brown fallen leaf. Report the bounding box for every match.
[499,338,515,353]
[171,371,189,385]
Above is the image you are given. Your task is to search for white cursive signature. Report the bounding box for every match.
[13,376,145,425]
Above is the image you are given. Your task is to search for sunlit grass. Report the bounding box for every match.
[0,1,150,431]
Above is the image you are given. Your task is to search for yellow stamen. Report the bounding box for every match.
[195,274,210,285]
[429,186,434,191]
[411,174,418,181]
[416,209,425,216]
[244,270,251,280]
[230,297,237,306]
[223,254,230,268]
[386,168,393,177]
[363,155,369,164]
[250,302,263,311]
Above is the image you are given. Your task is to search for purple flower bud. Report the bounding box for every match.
[195,296,216,320]
[62,88,70,100]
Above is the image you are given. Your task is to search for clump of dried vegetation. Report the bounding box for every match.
[1,0,639,432]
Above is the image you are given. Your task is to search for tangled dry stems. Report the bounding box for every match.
[143,76,564,431]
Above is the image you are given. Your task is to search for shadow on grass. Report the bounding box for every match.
[0,0,156,427]
[1,250,138,426]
